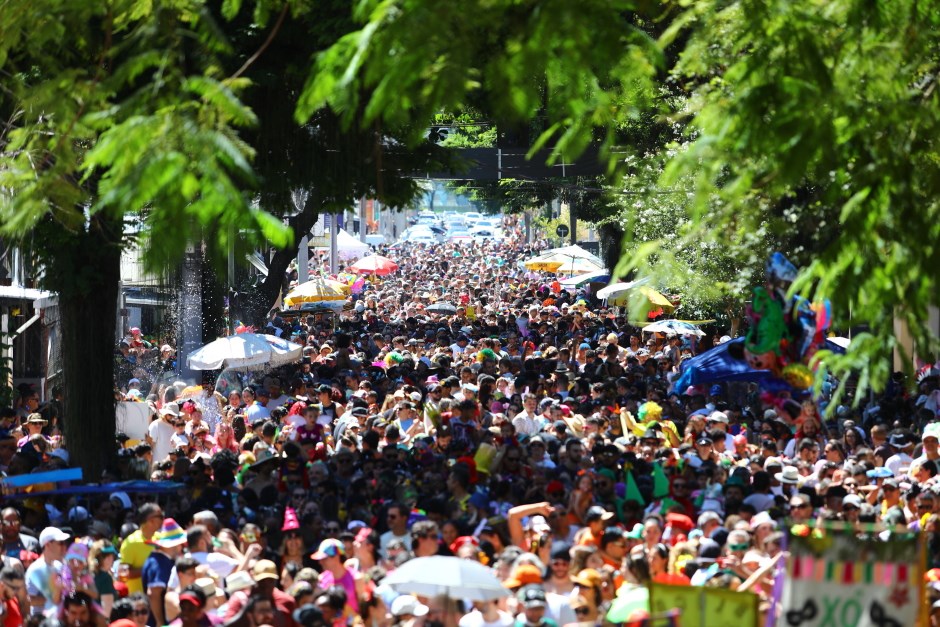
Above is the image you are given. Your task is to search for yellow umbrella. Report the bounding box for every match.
[283,280,346,307]
[524,258,564,271]
[322,279,351,295]
[603,285,675,311]
[639,286,674,310]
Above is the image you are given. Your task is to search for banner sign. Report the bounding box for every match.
[779,527,923,627]
[650,582,759,627]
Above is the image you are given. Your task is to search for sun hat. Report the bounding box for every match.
[65,541,89,563]
[160,403,181,417]
[25,413,47,425]
[310,538,345,560]
[151,518,187,548]
[775,466,801,485]
[225,571,255,593]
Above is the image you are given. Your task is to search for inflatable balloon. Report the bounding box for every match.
[745,286,785,374]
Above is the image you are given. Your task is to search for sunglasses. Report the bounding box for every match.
[728,543,750,551]
[574,607,590,616]
[133,609,150,616]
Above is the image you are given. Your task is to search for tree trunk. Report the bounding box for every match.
[233,191,324,326]
[47,214,122,482]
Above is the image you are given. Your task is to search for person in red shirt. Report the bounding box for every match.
[0,567,25,627]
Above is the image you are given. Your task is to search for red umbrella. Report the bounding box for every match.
[349,254,399,276]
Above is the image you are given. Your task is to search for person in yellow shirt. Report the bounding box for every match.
[118,502,164,594]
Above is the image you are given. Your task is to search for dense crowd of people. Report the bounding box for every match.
[3,217,940,626]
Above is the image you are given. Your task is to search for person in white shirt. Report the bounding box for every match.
[166,525,243,590]
[147,403,180,463]
[265,378,291,411]
[379,504,412,559]
[885,432,916,477]
[512,394,540,437]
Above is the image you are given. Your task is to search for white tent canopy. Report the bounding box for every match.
[312,229,371,260]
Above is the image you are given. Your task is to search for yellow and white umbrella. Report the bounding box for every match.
[524,250,604,273]
[552,257,606,276]
[283,280,346,307]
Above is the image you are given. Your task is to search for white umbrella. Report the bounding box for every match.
[559,269,611,287]
[642,320,705,337]
[543,244,604,266]
[595,278,650,300]
[186,333,303,371]
[381,556,509,601]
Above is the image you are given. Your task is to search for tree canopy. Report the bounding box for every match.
[305,0,940,397]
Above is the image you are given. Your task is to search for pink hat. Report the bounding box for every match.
[282,507,300,532]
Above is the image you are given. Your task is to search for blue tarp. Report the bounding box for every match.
[672,338,846,392]
[3,480,182,500]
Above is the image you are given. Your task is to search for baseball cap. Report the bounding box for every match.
[585,505,614,522]
[390,595,429,617]
[503,564,542,588]
[843,494,863,509]
[179,585,207,609]
[311,538,345,560]
[517,585,547,609]
[251,560,280,581]
[39,527,70,548]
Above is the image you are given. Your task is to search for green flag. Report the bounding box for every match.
[624,469,645,505]
[652,462,670,500]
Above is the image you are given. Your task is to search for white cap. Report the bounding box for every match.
[391,595,429,617]
[707,411,729,424]
[39,527,70,548]
[408,391,422,402]
[525,515,551,533]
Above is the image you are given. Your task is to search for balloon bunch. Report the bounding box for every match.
[744,253,831,390]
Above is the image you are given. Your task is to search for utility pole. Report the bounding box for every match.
[359,196,367,242]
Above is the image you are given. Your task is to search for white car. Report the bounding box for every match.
[463,212,482,224]
[408,232,438,244]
